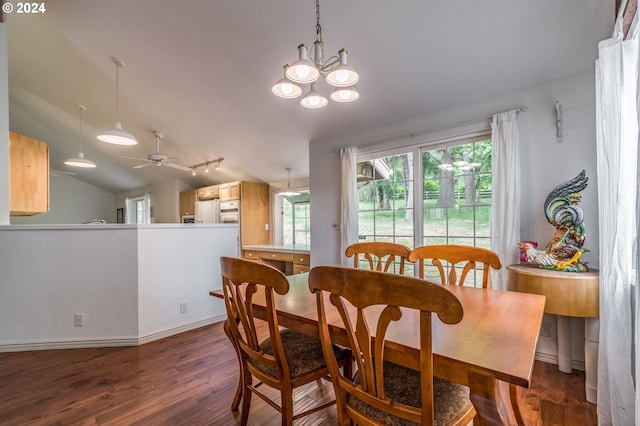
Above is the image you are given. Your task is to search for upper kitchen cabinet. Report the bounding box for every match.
[197,184,219,201]
[9,132,50,216]
[219,181,240,201]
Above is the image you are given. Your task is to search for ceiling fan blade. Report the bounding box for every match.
[133,163,154,169]
[165,162,192,172]
[122,155,151,162]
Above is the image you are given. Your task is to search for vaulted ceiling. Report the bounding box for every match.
[5,1,613,193]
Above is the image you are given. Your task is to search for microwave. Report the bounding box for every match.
[182,215,195,223]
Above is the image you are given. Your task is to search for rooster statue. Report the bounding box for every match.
[518,170,589,272]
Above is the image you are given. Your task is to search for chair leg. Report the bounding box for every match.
[280,387,294,426]
[223,319,243,411]
[240,369,253,426]
[510,383,525,425]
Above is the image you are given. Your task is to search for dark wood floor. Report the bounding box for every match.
[0,323,597,425]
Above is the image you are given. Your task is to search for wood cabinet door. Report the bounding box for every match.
[179,190,197,216]
[219,181,240,201]
[10,132,49,216]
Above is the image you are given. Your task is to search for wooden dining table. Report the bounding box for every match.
[210,272,546,426]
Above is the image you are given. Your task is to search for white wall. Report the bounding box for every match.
[10,173,116,224]
[309,70,599,369]
[138,225,238,338]
[0,224,236,351]
[0,226,139,347]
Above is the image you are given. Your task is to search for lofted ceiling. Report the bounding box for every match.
[5,0,613,193]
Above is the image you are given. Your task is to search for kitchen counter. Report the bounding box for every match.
[241,244,310,275]
[242,244,310,255]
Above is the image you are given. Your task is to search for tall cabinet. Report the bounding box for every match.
[9,132,50,216]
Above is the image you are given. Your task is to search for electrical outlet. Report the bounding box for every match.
[74,313,84,327]
[540,322,551,337]
[180,302,188,314]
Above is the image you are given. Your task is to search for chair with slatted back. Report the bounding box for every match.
[309,265,476,426]
[345,241,412,274]
[408,244,502,288]
[220,257,352,426]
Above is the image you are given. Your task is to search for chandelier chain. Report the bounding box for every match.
[315,0,325,66]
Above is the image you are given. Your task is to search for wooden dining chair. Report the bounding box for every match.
[345,241,412,274]
[408,244,502,288]
[219,257,352,426]
[309,265,476,426]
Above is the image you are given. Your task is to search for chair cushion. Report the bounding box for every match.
[255,328,349,379]
[349,361,472,426]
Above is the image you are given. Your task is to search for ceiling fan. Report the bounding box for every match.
[122,130,191,171]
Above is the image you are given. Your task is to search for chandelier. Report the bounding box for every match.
[272,0,359,109]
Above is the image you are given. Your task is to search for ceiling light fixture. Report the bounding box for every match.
[278,167,301,196]
[65,104,96,168]
[97,57,137,145]
[190,158,224,176]
[272,0,359,109]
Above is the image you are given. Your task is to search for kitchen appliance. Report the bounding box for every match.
[219,200,240,223]
[182,215,195,223]
[195,199,220,223]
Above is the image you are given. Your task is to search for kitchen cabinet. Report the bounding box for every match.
[197,184,219,200]
[179,190,197,217]
[242,246,310,275]
[9,132,50,216]
[239,181,269,246]
[219,181,240,201]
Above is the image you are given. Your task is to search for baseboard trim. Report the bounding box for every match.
[137,315,226,345]
[535,351,586,371]
[0,315,226,353]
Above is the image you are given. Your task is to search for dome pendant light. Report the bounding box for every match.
[97,57,137,145]
[277,167,301,196]
[65,104,96,168]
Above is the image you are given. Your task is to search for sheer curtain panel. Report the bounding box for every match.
[490,110,521,290]
[595,1,639,423]
[340,147,358,266]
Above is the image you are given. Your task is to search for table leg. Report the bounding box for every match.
[468,373,511,426]
[223,319,243,411]
[585,317,599,403]
[557,315,572,373]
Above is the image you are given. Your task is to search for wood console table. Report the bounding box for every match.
[506,263,599,403]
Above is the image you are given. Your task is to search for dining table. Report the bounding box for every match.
[210,272,546,426]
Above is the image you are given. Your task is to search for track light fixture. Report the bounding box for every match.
[272,0,359,109]
[190,158,224,176]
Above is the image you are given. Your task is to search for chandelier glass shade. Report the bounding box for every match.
[98,57,137,145]
[272,0,359,109]
[65,104,96,168]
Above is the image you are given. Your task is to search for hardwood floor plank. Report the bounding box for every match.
[0,323,596,425]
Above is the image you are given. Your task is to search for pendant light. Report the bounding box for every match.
[97,57,137,145]
[278,167,300,196]
[65,104,96,168]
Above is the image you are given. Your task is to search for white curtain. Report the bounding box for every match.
[490,110,521,290]
[340,147,358,266]
[595,2,639,423]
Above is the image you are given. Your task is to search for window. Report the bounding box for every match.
[356,127,492,284]
[281,192,310,246]
[125,193,151,224]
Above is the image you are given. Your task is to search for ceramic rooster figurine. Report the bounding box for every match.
[518,170,589,272]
